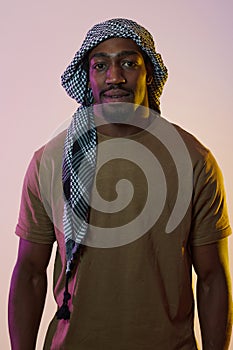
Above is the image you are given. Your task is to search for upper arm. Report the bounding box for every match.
[16,149,57,245]
[191,150,231,247]
[15,238,53,275]
[191,238,231,283]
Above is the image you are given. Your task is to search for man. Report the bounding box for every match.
[8,18,232,349]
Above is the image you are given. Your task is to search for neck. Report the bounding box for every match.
[93,102,155,137]
[96,123,146,137]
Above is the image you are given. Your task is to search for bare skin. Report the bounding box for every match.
[9,238,232,349]
[8,37,232,349]
[8,239,53,350]
[192,238,232,349]
[88,37,153,138]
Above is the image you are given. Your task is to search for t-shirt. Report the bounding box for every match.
[16,118,231,350]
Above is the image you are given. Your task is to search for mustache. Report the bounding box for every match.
[100,85,133,95]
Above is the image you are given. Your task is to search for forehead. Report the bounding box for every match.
[89,37,143,60]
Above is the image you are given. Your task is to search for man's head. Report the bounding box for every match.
[88,37,152,120]
[88,37,154,123]
[61,18,168,113]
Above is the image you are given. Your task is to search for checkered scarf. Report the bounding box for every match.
[57,18,168,320]
[62,106,96,267]
[61,18,168,112]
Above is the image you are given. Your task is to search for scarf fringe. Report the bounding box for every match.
[56,271,71,320]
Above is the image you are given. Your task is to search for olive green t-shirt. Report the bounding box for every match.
[16,120,231,350]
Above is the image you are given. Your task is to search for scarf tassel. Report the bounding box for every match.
[56,271,71,320]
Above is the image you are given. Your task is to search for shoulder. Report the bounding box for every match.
[28,130,66,175]
[171,123,220,176]
[34,130,66,164]
[22,130,67,195]
[16,130,67,242]
[176,125,232,245]
[172,123,210,159]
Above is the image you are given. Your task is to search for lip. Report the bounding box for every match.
[102,89,131,102]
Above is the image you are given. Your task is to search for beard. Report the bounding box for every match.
[94,102,138,125]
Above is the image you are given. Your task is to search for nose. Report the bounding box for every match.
[105,64,126,84]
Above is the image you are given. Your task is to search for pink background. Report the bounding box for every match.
[1,0,232,348]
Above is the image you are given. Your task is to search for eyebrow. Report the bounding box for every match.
[89,50,141,60]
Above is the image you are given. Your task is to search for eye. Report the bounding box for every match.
[92,62,107,71]
[122,60,137,68]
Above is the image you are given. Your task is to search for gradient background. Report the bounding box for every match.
[1,0,233,348]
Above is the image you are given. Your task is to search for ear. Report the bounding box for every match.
[146,61,153,85]
[146,76,153,85]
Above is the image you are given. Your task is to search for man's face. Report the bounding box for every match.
[88,38,151,110]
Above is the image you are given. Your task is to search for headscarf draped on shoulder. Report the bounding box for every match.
[57,18,168,321]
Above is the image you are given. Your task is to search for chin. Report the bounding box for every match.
[94,102,137,124]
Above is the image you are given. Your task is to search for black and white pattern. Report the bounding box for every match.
[58,18,169,319]
[62,18,168,272]
[62,106,96,269]
[61,18,168,112]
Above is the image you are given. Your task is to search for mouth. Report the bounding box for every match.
[102,89,131,101]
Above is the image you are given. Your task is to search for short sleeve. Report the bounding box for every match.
[190,150,231,246]
[16,149,56,244]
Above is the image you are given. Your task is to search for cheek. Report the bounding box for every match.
[89,74,103,91]
[89,79,99,97]
[135,74,148,96]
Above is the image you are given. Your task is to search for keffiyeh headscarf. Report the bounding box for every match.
[61,17,168,111]
[57,18,168,320]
